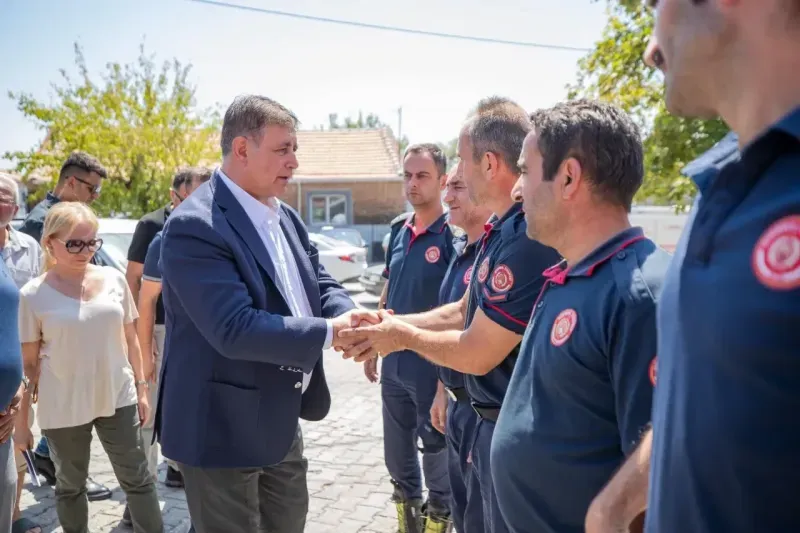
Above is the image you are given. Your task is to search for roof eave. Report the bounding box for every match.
[291,175,402,183]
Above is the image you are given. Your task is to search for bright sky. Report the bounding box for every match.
[0,0,608,168]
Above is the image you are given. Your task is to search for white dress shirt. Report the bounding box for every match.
[219,170,333,393]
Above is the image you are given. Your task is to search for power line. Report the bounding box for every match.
[188,0,593,53]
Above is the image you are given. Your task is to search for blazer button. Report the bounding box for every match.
[294,382,302,389]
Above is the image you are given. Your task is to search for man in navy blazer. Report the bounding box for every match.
[155,95,371,533]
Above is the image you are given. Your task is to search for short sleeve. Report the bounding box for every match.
[479,239,559,335]
[127,218,158,263]
[441,226,456,266]
[116,271,139,323]
[142,234,162,282]
[17,289,41,344]
[609,299,658,455]
[383,226,401,279]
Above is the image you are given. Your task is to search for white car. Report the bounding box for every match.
[309,233,368,283]
[95,218,139,272]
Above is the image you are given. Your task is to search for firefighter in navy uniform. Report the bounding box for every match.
[492,101,670,533]
[585,3,800,532]
[429,165,492,533]
[340,97,560,533]
[368,144,454,533]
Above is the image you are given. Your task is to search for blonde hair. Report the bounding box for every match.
[42,202,99,272]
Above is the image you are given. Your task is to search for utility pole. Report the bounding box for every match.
[397,106,403,163]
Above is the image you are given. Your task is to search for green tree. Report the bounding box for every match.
[568,1,729,208]
[438,138,459,167]
[4,43,221,218]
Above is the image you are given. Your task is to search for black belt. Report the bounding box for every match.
[445,387,470,403]
[471,402,501,423]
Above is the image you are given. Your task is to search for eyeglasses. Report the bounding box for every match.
[70,176,102,195]
[57,238,103,254]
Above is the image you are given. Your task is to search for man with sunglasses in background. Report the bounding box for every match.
[125,169,191,316]
[17,150,113,503]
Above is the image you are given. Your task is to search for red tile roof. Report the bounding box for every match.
[294,127,401,179]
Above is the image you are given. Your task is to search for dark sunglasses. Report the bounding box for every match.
[70,176,102,195]
[57,238,103,254]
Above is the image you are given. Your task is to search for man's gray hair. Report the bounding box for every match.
[0,172,19,196]
[220,95,299,156]
[464,96,532,175]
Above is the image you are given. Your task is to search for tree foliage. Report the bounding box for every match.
[568,1,729,207]
[4,43,220,218]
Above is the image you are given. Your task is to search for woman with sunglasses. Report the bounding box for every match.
[14,202,162,532]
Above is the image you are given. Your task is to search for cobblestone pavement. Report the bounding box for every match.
[19,349,401,532]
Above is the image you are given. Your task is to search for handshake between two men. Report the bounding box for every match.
[329,309,412,363]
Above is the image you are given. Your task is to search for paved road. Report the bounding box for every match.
[18,284,402,533]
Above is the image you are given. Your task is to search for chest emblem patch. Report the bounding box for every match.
[463,265,473,285]
[490,264,514,293]
[477,257,490,283]
[550,309,577,347]
[751,215,800,291]
[649,357,658,386]
[425,246,441,263]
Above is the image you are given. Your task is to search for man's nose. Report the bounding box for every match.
[643,34,663,69]
[511,176,523,202]
[287,153,299,169]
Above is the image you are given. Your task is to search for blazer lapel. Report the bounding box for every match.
[212,173,281,294]
[278,208,322,316]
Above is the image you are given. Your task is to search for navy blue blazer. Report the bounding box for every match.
[154,171,355,468]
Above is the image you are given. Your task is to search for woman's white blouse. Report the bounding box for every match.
[18,266,139,430]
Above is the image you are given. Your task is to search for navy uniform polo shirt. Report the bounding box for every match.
[647,111,800,533]
[491,227,670,533]
[437,234,479,390]
[142,231,165,324]
[383,212,454,381]
[463,202,560,407]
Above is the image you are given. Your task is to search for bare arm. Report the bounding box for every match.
[18,341,41,430]
[394,291,468,332]
[378,282,388,310]
[125,261,144,309]
[124,321,146,384]
[585,428,652,533]
[342,308,519,373]
[137,279,161,381]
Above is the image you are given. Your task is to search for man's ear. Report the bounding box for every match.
[231,136,249,163]
[482,152,500,180]
[559,157,583,201]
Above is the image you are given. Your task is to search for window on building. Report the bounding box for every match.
[309,193,349,225]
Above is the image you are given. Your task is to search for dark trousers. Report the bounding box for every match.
[446,399,484,532]
[382,375,449,503]
[43,404,162,533]
[179,425,308,533]
[471,419,510,533]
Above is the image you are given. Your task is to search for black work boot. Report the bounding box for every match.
[391,480,423,533]
[423,499,454,533]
